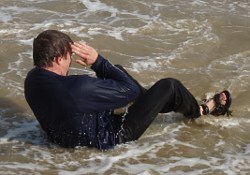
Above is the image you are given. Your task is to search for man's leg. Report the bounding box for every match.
[120,78,200,142]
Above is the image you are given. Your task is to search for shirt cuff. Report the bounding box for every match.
[91,54,104,71]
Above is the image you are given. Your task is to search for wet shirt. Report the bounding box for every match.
[24,55,141,150]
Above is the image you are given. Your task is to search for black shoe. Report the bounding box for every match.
[201,90,232,117]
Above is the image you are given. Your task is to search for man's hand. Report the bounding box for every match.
[71,42,98,66]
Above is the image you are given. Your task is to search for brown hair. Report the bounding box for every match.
[33,30,73,68]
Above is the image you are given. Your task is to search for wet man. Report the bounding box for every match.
[24,30,231,150]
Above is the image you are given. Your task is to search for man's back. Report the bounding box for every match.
[24,67,100,148]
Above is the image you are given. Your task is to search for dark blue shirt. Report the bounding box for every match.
[24,55,141,150]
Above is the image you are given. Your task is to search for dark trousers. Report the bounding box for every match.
[113,66,201,144]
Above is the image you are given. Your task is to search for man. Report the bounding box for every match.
[24,30,232,150]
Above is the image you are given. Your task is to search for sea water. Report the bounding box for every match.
[0,0,250,174]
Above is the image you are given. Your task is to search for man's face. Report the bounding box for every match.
[61,51,72,76]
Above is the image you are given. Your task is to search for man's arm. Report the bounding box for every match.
[71,42,142,110]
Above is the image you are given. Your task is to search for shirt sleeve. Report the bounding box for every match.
[73,55,142,112]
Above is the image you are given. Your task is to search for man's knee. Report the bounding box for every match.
[155,78,180,88]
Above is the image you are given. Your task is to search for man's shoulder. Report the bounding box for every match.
[25,68,61,86]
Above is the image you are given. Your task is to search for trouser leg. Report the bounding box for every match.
[120,78,200,142]
[113,65,200,144]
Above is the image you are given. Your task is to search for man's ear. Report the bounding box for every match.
[54,56,63,65]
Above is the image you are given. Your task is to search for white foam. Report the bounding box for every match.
[0,0,250,174]
[79,0,118,15]
[130,57,159,72]
[18,38,34,46]
[0,5,39,20]
[0,162,48,172]
[0,11,12,23]
[203,116,250,128]
[191,0,207,6]
[0,118,41,145]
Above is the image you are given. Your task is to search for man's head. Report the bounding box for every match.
[33,30,73,69]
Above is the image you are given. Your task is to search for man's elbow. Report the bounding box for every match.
[128,84,143,101]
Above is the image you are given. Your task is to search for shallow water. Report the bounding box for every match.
[0,0,250,174]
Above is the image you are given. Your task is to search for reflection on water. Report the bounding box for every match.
[0,0,250,174]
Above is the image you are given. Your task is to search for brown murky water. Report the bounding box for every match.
[0,0,250,174]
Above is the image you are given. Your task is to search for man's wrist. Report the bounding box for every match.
[90,54,104,70]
